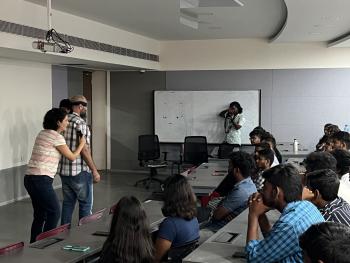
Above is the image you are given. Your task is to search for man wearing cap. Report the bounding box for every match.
[58,95,101,225]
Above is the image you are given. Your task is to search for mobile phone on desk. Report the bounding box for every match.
[63,245,90,252]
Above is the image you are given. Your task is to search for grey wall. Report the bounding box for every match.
[67,67,84,97]
[271,69,350,147]
[52,66,85,106]
[110,68,350,170]
[110,71,166,170]
[166,69,350,150]
[52,65,68,107]
[166,70,273,130]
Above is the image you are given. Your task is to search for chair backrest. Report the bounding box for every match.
[218,143,240,159]
[0,242,24,255]
[183,136,208,166]
[167,239,199,262]
[78,208,107,226]
[138,135,161,161]
[36,223,70,241]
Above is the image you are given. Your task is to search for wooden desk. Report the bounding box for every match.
[184,209,279,263]
[187,161,228,195]
[0,200,164,263]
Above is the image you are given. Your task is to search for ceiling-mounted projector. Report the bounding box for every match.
[32,40,70,53]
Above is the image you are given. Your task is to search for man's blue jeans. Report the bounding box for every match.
[60,171,93,225]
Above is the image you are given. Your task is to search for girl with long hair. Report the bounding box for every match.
[154,174,199,262]
[99,196,154,263]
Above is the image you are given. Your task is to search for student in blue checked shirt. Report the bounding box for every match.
[245,164,324,263]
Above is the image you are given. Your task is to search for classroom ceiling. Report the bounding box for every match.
[25,0,350,46]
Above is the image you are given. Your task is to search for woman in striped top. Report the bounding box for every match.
[24,108,86,243]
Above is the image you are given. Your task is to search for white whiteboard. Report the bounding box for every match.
[154,90,260,143]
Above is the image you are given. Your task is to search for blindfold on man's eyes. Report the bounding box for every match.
[71,101,87,107]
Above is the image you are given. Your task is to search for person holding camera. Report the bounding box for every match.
[219,101,245,145]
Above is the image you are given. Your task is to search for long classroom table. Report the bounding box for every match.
[277,142,311,162]
[0,200,164,263]
[187,160,229,195]
[184,209,280,263]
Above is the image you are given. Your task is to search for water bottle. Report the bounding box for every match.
[293,139,299,153]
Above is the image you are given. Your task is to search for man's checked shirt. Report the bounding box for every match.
[252,171,264,191]
[58,112,91,176]
[319,197,350,227]
[245,201,324,263]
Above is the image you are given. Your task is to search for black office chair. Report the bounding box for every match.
[218,143,240,159]
[135,135,167,189]
[182,136,208,168]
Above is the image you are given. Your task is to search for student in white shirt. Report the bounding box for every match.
[331,149,350,204]
[219,101,245,145]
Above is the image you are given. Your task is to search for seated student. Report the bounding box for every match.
[246,164,324,263]
[304,151,337,173]
[249,127,266,145]
[331,131,350,150]
[203,151,257,231]
[316,123,340,151]
[324,136,335,152]
[252,148,274,191]
[299,222,350,263]
[99,196,154,263]
[212,149,256,197]
[330,149,350,203]
[255,142,279,167]
[305,169,350,227]
[154,174,199,263]
[212,142,273,200]
[304,151,350,203]
[260,132,282,164]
